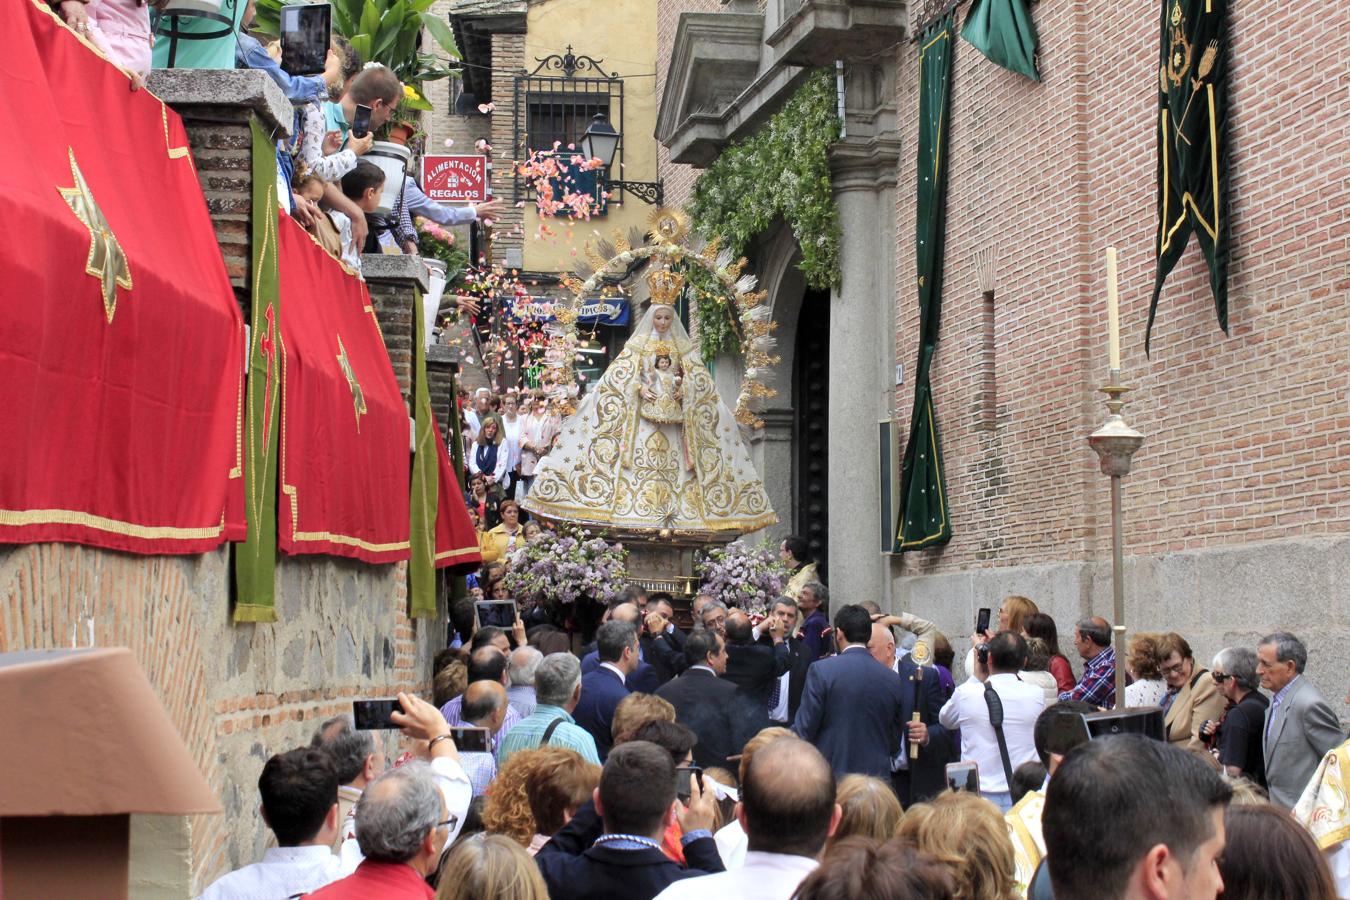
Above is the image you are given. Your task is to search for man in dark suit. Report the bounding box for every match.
[793,604,937,779]
[536,741,723,900]
[723,610,790,735]
[574,621,639,760]
[656,629,752,772]
[581,603,663,693]
[641,594,687,686]
[760,596,812,725]
[867,620,954,804]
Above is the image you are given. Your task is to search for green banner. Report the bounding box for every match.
[409,288,438,618]
[896,19,955,553]
[961,0,1039,81]
[233,121,282,621]
[1148,0,1228,352]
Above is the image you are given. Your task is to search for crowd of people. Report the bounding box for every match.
[201,580,1350,900]
[51,0,504,282]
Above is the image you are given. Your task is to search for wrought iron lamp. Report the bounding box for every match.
[581,113,665,206]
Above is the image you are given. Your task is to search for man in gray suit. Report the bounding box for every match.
[1258,632,1343,807]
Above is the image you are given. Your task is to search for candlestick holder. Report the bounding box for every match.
[1088,369,1145,708]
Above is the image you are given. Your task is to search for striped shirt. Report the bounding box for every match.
[496,704,601,766]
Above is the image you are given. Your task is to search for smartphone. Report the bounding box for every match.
[279,2,331,77]
[945,761,979,793]
[675,765,704,803]
[447,725,491,753]
[351,103,373,139]
[352,698,402,730]
[475,599,517,629]
[975,607,991,635]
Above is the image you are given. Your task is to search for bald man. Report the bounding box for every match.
[580,603,661,692]
[723,609,789,732]
[866,621,953,805]
[460,680,509,795]
[1059,616,1119,708]
[655,737,839,900]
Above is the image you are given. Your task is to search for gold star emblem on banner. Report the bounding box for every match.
[56,148,132,323]
[336,335,368,431]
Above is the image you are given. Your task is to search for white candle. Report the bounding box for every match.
[1105,247,1121,371]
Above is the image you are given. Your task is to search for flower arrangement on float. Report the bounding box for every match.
[500,525,628,607]
[695,538,791,615]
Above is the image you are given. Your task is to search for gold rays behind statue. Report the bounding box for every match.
[548,206,780,427]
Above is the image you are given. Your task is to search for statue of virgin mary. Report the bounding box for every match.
[523,277,776,535]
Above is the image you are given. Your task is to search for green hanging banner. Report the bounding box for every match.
[234,121,283,621]
[896,19,955,553]
[1148,0,1228,353]
[961,0,1040,81]
[409,288,439,618]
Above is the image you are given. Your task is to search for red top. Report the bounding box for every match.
[305,860,434,899]
[1049,655,1076,694]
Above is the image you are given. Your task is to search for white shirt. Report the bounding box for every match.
[713,819,747,870]
[500,415,522,470]
[326,210,363,275]
[198,845,343,900]
[600,662,628,683]
[654,850,818,900]
[1126,677,1168,708]
[939,673,1046,793]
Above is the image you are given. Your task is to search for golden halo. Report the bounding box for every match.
[647,207,689,243]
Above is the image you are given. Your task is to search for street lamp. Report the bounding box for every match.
[580,113,665,207]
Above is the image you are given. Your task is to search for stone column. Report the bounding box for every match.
[362,255,431,406]
[826,59,900,606]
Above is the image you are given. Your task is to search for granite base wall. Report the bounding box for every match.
[891,533,1350,721]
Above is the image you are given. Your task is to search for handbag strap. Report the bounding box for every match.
[541,717,567,746]
[983,679,1016,789]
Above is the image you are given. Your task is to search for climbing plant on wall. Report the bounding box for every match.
[688,68,843,293]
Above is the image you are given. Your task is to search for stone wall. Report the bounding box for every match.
[0,70,448,894]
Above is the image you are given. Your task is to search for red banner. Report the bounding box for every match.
[433,413,481,571]
[276,215,410,563]
[421,155,488,203]
[0,0,245,553]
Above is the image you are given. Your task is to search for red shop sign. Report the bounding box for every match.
[421,155,489,203]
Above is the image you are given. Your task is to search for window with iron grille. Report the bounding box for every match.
[513,45,625,206]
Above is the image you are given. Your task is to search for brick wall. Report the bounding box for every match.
[490,33,527,259]
[892,0,1350,577]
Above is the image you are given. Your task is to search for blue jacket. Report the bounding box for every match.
[572,666,630,759]
[792,645,950,780]
[581,649,661,694]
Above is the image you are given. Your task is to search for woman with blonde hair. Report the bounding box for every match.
[997,596,1038,635]
[825,775,903,853]
[897,792,1018,900]
[435,833,548,900]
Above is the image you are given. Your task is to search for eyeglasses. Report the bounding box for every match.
[1160,661,1187,676]
[436,814,460,830]
[1212,673,1232,683]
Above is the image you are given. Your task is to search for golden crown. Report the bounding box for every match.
[647,268,685,306]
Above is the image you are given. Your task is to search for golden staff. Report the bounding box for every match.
[910,665,923,760]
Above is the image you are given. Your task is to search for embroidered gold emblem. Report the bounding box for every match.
[57,148,132,323]
[1165,1,1192,88]
[335,335,367,430]
[911,642,933,666]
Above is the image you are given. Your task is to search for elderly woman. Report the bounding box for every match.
[1207,647,1270,786]
[1124,632,1168,708]
[1157,632,1226,767]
